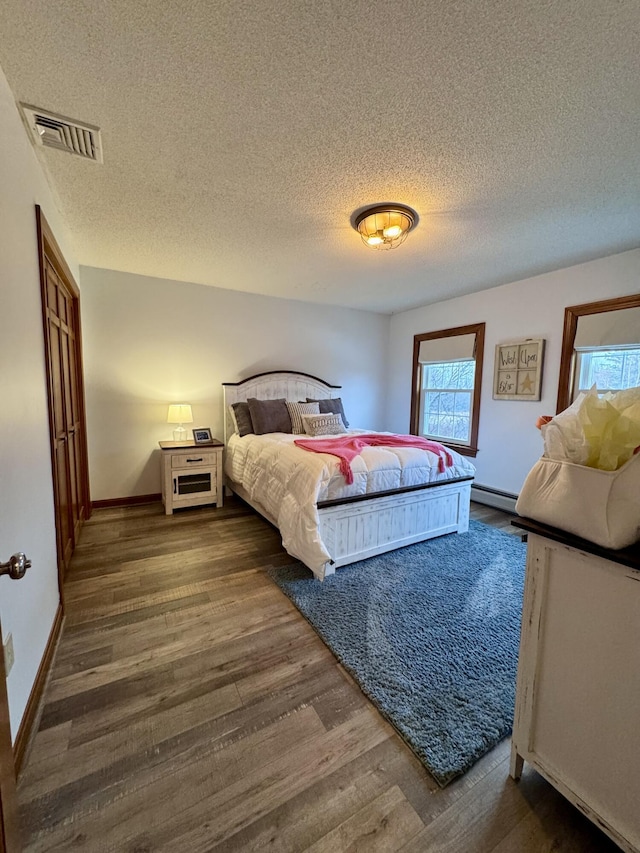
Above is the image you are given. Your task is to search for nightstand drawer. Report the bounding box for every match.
[170,452,217,468]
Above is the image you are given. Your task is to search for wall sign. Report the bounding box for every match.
[493,339,545,400]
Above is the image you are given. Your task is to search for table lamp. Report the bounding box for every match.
[167,403,193,442]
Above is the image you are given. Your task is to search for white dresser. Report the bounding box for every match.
[511,517,640,853]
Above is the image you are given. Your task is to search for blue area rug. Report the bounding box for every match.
[267,520,526,786]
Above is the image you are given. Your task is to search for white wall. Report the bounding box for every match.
[0,65,79,738]
[79,267,390,501]
[387,250,640,495]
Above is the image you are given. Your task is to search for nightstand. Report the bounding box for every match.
[159,440,224,515]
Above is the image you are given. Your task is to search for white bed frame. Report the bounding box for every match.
[223,371,472,580]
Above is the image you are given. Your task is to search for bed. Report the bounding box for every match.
[223,371,475,580]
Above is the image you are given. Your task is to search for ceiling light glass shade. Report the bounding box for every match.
[354,204,417,250]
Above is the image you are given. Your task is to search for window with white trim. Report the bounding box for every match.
[420,360,475,445]
[574,346,640,398]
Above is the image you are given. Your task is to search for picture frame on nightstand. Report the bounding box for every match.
[193,427,214,444]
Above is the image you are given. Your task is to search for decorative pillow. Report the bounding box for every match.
[286,400,320,434]
[228,405,239,434]
[306,397,350,428]
[230,402,254,437]
[247,398,292,435]
[301,412,347,436]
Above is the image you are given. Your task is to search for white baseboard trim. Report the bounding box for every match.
[471,484,518,514]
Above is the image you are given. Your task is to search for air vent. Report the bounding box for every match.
[20,104,103,163]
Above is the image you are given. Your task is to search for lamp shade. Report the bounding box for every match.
[167,404,193,424]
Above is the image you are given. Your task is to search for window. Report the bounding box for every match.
[421,359,475,444]
[410,323,485,457]
[575,347,640,396]
[557,294,640,412]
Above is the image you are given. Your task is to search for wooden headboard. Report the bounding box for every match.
[222,370,341,444]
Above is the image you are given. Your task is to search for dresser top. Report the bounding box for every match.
[512,516,640,572]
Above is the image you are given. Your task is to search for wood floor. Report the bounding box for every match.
[17,499,619,852]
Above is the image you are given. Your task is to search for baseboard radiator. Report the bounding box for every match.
[471,483,518,514]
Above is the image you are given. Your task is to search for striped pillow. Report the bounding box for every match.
[286,401,320,434]
[301,412,347,436]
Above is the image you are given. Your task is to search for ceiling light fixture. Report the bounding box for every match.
[354,204,417,250]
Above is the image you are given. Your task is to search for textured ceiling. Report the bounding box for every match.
[1,0,639,313]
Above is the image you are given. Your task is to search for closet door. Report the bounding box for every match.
[56,274,84,545]
[38,208,90,587]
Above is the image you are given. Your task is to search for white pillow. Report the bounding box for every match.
[286,401,320,434]
[301,413,347,436]
[227,404,240,435]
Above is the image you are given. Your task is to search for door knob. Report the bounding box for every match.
[0,553,31,580]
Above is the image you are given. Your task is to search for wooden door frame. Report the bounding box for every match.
[36,206,91,601]
[0,611,21,853]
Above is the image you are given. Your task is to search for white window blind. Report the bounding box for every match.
[418,333,476,364]
[574,307,640,350]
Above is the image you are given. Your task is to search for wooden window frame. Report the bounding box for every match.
[556,293,640,413]
[410,322,485,458]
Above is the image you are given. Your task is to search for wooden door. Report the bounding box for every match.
[0,612,20,853]
[37,207,90,587]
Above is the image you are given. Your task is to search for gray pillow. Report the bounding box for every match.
[306,397,349,428]
[247,398,293,434]
[231,402,254,437]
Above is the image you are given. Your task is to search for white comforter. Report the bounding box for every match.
[225,430,476,573]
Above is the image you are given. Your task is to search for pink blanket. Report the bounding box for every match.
[294,433,454,484]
